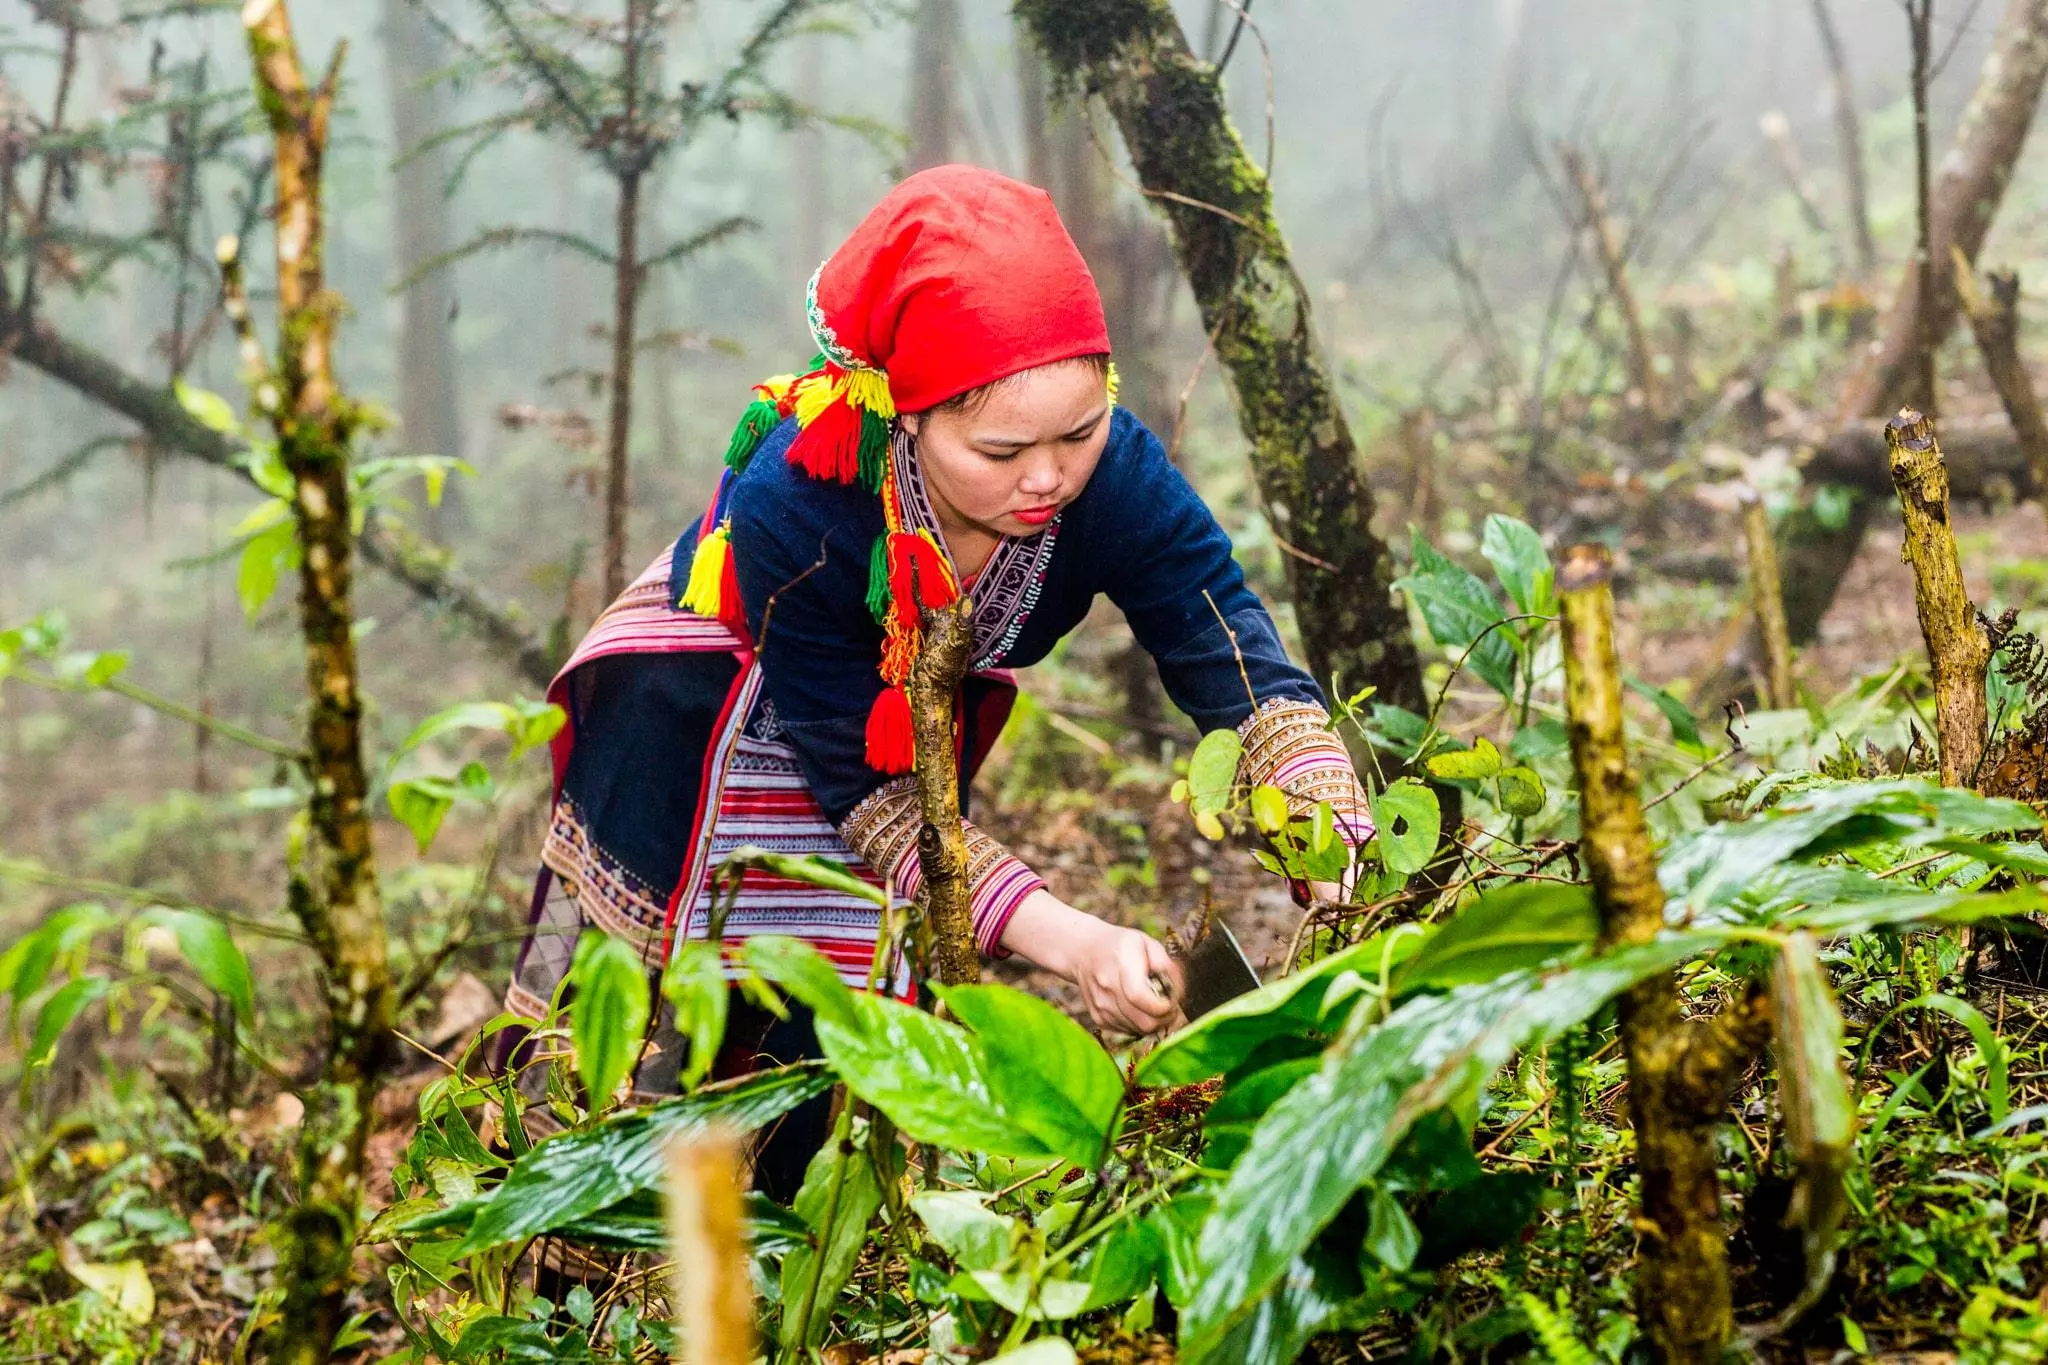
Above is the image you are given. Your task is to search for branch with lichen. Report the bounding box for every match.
[910,598,978,987]
[1742,491,1794,709]
[1884,407,1991,787]
[1560,543,1771,1364]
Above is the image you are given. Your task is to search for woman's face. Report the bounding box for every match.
[902,359,1111,543]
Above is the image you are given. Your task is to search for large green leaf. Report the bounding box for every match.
[143,909,255,1026]
[780,1126,883,1351]
[1138,930,1419,1087]
[745,937,1048,1156]
[1187,728,1244,817]
[1395,531,1516,697]
[569,932,650,1110]
[1480,514,1554,618]
[1181,1244,1364,1365]
[1393,883,1598,996]
[434,1065,829,1255]
[28,975,109,1067]
[1659,779,2042,915]
[937,983,1124,1168]
[912,1190,1019,1272]
[1181,938,1699,1353]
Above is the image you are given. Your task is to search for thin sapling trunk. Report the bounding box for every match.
[910,598,978,986]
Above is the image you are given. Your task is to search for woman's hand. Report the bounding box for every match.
[998,890,1185,1037]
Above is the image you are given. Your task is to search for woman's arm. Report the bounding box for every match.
[998,888,1184,1036]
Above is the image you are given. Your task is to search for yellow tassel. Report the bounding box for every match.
[1106,361,1121,406]
[755,372,799,404]
[842,366,895,420]
[680,525,731,617]
[793,371,844,427]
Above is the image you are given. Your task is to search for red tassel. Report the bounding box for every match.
[886,531,959,631]
[864,684,915,773]
[787,394,864,483]
[716,535,750,643]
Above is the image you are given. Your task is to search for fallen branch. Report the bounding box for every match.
[1558,144,1668,429]
[0,311,557,689]
[1957,259,2048,500]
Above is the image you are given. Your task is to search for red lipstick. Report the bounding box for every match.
[1014,503,1058,526]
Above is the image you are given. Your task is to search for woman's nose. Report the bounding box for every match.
[1017,451,1062,496]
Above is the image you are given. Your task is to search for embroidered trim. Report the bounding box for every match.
[540,800,669,965]
[805,263,868,372]
[838,775,1046,957]
[1236,698,1373,842]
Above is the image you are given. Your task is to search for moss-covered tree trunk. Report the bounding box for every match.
[239,3,393,1359]
[1014,0,1425,726]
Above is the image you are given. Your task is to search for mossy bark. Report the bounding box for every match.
[240,4,393,1360]
[1742,494,1794,708]
[1560,544,1770,1364]
[1014,0,1425,727]
[911,600,979,987]
[1884,409,1991,787]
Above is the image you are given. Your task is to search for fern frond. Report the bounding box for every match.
[1518,1290,1600,1365]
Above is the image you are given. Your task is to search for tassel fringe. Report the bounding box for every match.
[864,684,915,773]
[679,523,731,618]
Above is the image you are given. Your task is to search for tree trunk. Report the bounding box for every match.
[382,0,465,529]
[604,165,642,604]
[907,0,959,173]
[1014,0,1427,729]
[1885,409,1991,787]
[238,4,391,1361]
[1771,0,2048,652]
[1559,543,1768,1364]
[1961,265,2048,497]
[1808,0,1876,280]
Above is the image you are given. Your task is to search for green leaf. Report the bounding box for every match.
[393,701,518,761]
[506,699,566,760]
[1367,702,1430,759]
[912,1190,1018,1272]
[1771,933,1854,1302]
[991,1339,1079,1364]
[450,1315,556,1362]
[1370,779,1439,877]
[1182,938,1701,1353]
[745,937,1047,1156]
[142,909,254,1026]
[1414,1170,1544,1267]
[82,651,129,686]
[1877,991,2008,1125]
[1626,677,1703,749]
[430,1065,829,1254]
[1,902,115,1009]
[1139,929,1421,1087]
[1364,1186,1420,1272]
[1250,784,1290,836]
[1393,883,1598,996]
[780,1127,883,1351]
[174,379,242,438]
[1496,765,1547,817]
[568,933,651,1111]
[1480,514,1554,617]
[661,940,728,1090]
[719,846,889,910]
[1188,728,1244,815]
[1075,1212,1162,1311]
[937,983,1124,1168]
[1396,530,1516,696]
[236,518,298,620]
[388,776,458,854]
[1425,737,1503,780]
[29,976,109,1068]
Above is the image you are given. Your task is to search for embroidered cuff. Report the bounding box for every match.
[1236,698,1373,844]
[839,778,1046,958]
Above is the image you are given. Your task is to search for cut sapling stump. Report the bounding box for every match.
[1560,543,1772,1365]
[667,1128,755,1365]
[910,596,978,986]
[1884,408,1992,787]
[1742,490,1795,709]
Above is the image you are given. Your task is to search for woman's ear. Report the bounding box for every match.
[899,413,921,438]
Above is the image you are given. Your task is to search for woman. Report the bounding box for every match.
[501,164,1370,1194]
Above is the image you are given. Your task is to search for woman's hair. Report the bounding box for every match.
[924,353,1110,417]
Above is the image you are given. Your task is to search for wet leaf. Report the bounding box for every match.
[1395,531,1516,697]
[662,940,729,1090]
[1426,737,1504,781]
[1250,784,1290,835]
[1393,883,1597,996]
[1497,765,1547,817]
[937,983,1123,1167]
[388,776,458,854]
[143,908,254,1026]
[1188,728,1243,815]
[781,1127,883,1350]
[1480,514,1554,617]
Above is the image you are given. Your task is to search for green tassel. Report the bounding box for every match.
[865,533,892,625]
[856,409,889,492]
[723,398,780,472]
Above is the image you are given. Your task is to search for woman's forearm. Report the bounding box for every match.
[995,888,1109,978]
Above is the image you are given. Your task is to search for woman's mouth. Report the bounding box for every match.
[1013,503,1059,526]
